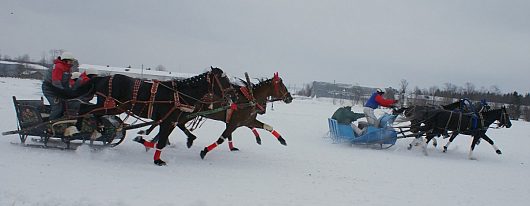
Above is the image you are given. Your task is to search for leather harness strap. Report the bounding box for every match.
[131,79,142,110]
[102,76,116,109]
[240,86,265,112]
[147,80,160,119]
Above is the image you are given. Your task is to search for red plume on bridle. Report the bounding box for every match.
[273,72,280,95]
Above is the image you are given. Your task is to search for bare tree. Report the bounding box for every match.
[48,49,64,60]
[398,79,409,106]
[443,83,457,97]
[399,79,409,93]
[489,85,501,95]
[155,64,167,71]
[16,54,31,62]
[464,82,475,94]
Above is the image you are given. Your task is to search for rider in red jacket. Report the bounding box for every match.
[363,88,398,126]
[42,52,76,120]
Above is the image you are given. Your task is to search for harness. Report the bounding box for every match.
[441,111,484,133]
[240,86,265,112]
[87,71,233,135]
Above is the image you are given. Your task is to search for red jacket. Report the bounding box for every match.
[375,94,397,107]
[52,59,72,88]
[69,72,90,88]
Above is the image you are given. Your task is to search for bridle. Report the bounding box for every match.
[271,72,291,102]
[497,107,510,128]
[205,71,236,104]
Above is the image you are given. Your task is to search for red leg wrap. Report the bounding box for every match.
[206,143,218,151]
[154,149,161,160]
[252,128,260,137]
[272,130,281,139]
[143,141,156,148]
[228,141,234,149]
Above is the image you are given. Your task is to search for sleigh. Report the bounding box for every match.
[2,96,126,149]
[328,113,398,149]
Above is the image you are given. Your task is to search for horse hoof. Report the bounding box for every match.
[200,149,208,159]
[496,150,502,155]
[407,145,412,150]
[154,159,166,166]
[433,143,437,147]
[278,137,287,146]
[133,136,145,144]
[187,137,196,148]
[230,147,239,151]
[256,138,262,145]
[443,147,447,153]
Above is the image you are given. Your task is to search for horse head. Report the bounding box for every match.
[208,66,237,103]
[499,106,512,128]
[270,72,293,104]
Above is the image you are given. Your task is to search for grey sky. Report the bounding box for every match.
[2,0,529,93]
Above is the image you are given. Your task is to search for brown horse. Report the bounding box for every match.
[77,67,235,165]
[181,73,292,159]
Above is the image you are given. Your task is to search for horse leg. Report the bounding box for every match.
[408,135,422,150]
[227,134,239,151]
[250,127,262,145]
[480,133,501,155]
[251,120,287,146]
[443,132,459,153]
[425,136,438,147]
[134,121,175,165]
[423,134,435,156]
[468,134,481,160]
[200,124,237,159]
[176,122,197,148]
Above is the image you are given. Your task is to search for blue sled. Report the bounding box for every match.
[328,114,397,149]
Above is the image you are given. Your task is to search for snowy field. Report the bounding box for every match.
[1,77,529,206]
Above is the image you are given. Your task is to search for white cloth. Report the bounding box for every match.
[351,124,364,136]
[363,107,378,126]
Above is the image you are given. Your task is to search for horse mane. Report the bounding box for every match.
[254,77,273,88]
[175,70,210,87]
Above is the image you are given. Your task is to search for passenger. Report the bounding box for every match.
[331,106,366,136]
[41,52,77,120]
[69,72,81,88]
[67,71,92,115]
[363,88,398,126]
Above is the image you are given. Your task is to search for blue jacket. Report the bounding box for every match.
[365,92,379,109]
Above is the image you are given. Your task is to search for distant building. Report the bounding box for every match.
[0,60,48,79]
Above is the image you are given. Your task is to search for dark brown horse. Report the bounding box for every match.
[77,67,235,165]
[180,73,292,159]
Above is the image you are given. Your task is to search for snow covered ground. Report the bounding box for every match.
[1,77,529,206]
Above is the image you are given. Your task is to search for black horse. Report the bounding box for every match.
[417,107,511,159]
[440,99,494,152]
[393,99,490,149]
[76,67,235,165]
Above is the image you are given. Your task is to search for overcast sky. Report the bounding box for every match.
[1,0,529,93]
